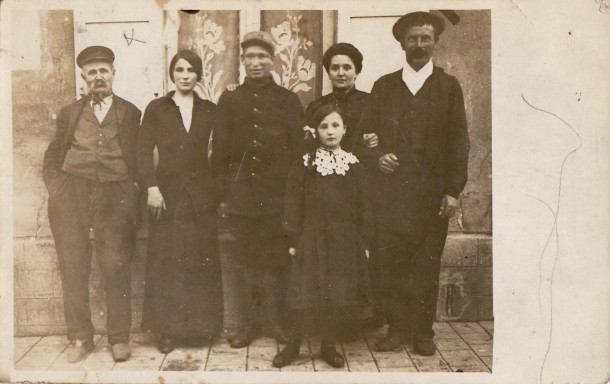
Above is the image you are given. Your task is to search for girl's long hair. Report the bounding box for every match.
[305,104,347,170]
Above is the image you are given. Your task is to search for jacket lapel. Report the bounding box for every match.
[387,71,410,148]
[65,97,88,143]
[114,96,127,130]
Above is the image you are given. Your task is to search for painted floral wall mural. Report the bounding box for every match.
[178,11,240,103]
[269,13,316,94]
[262,10,323,108]
[189,13,226,103]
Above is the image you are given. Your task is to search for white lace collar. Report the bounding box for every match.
[303,147,359,176]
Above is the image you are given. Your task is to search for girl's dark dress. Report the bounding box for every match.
[137,92,223,338]
[283,150,373,336]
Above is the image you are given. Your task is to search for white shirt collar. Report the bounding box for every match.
[90,94,113,107]
[401,60,434,95]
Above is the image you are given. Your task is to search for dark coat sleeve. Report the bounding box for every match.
[286,93,306,162]
[211,91,233,203]
[353,162,374,249]
[443,78,470,198]
[125,105,142,183]
[357,80,388,170]
[283,160,306,247]
[136,101,158,189]
[42,105,70,188]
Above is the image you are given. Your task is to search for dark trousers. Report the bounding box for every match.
[231,215,290,333]
[376,209,448,342]
[48,172,137,344]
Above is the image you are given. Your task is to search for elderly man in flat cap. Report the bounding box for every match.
[43,46,141,363]
[212,31,304,348]
[360,12,470,355]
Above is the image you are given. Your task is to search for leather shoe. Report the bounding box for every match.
[373,333,405,352]
[111,343,131,362]
[320,342,345,368]
[66,338,94,363]
[158,335,175,354]
[272,340,301,368]
[414,338,437,356]
[265,325,290,345]
[230,328,255,348]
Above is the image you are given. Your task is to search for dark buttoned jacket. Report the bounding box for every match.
[360,67,470,232]
[43,95,142,188]
[137,92,218,214]
[212,77,305,217]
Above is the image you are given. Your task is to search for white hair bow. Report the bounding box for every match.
[303,125,316,138]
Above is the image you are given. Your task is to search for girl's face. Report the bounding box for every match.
[316,112,346,150]
[173,58,198,93]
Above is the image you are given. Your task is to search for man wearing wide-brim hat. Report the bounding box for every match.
[43,45,142,363]
[360,11,470,355]
[212,31,305,349]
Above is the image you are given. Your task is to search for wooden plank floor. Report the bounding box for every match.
[15,321,493,372]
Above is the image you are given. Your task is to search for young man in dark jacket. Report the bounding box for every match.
[212,31,305,348]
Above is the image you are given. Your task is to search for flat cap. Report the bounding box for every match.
[392,11,445,41]
[76,46,115,68]
[241,31,276,55]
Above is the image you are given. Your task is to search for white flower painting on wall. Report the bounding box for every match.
[270,12,316,94]
[189,13,226,103]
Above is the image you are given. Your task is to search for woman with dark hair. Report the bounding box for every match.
[304,43,378,152]
[137,50,223,353]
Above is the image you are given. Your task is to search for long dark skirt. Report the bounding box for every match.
[141,193,223,338]
[286,225,372,339]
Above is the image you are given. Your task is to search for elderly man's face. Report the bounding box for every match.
[401,24,436,71]
[81,61,115,96]
[242,46,274,80]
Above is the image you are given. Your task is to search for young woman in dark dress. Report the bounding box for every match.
[137,50,223,353]
[273,104,373,368]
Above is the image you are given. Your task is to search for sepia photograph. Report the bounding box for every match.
[1,0,608,383]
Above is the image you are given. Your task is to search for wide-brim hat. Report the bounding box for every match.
[392,11,445,41]
[76,46,115,68]
[241,31,276,55]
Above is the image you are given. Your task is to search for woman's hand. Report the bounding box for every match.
[365,249,370,260]
[147,186,166,221]
[289,247,297,259]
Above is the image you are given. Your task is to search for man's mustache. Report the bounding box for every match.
[409,47,428,57]
[93,79,107,87]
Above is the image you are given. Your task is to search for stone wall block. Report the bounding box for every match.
[441,236,478,267]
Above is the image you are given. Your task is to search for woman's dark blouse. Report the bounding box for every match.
[137,92,217,216]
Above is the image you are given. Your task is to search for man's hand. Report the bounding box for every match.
[147,186,166,221]
[365,249,370,260]
[438,194,458,218]
[289,247,297,259]
[217,201,228,219]
[378,153,400,174]
[362,133,379,148]
[226,83,239,92]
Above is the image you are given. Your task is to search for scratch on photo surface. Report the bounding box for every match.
[510,0,533,24]
[521,93,582,384]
